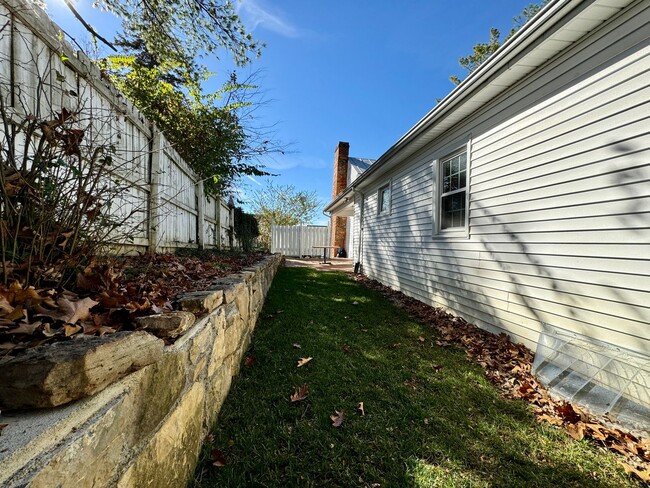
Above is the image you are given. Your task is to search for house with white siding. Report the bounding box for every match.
[325,0,650,425]
[329,142,374,260]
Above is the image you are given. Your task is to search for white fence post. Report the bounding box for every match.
[215,195,222,250]
[148,129,162,254]
[196,180,205,250]
[228,204,235,249]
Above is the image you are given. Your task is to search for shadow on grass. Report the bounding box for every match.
[191,267,640,488]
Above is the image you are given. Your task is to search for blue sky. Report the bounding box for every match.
[45,0,529,223]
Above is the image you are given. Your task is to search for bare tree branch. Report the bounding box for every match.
[63,0,117,52]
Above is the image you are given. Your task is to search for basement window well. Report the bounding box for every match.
[533,323,650,436]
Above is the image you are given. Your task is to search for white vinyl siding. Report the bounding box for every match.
[355,0,650,354]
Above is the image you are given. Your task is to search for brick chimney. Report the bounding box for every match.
[330,142,349,252]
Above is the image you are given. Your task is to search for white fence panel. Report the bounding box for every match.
[0,0,244,252]
[271,225,329,257]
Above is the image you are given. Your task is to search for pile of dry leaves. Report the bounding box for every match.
[355,275,650,482]
[0,252,266,358]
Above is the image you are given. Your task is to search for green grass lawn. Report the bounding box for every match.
[192,267,642,488]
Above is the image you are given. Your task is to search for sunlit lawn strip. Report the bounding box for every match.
[192,267,642,488]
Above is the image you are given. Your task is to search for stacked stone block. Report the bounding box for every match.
[0,254,282,488]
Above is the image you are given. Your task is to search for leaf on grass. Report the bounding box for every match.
[566,422,586,441]
[391,343,401,349]
[244,355,256,367]
[342,344,351,353]
[417,336,425,342]
[432,364,443,373]
[585,423,608,441]
[290,384,309,402]
[619,461,650,481]
[537,414,563,426]
[330,410,345,427]
[556,402,581,424]
[352,301,359,306]
[358,402,365,416]
[297,357,312,368]
[210,448,227,467]
[292,343,301,349]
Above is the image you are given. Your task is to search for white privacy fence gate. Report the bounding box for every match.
[271,225,329,257]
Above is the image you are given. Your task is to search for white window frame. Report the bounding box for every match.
[433,140,471,238]
[377,181,392,215]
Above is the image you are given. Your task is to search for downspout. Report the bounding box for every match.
[354,189,364,275]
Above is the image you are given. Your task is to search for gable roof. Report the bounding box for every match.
[348,157,375,172]
[325,0,633,214]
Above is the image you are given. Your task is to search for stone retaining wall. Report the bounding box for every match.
[0,254,282,487]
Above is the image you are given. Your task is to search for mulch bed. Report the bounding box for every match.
[0,251,267,359]
[354,274,650,482]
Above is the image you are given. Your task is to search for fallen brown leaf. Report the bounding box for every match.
[585,423,608,441]
[6,321,41,335]
[330,410,345,427]
[342,344,351,353]
[358,402,365,416]
[537,414,563,426]
[0,295,14,314]
[63,324,82,337]
[556,403,581,424]
[290,384,309,402]
[244,355,256,367]
[6,305,27,322]
[619,461,650,482]
[297,357,312,367]
[42,296,98,325]
[566,422,586,441]
[417,336,425,342]
[210,448,227,467]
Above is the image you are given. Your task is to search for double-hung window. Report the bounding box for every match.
[378,183,391,215]
[439,150,468,231]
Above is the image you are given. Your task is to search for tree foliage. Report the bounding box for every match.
[102,50,274,194]
[450,1,550,85]
[250,183,320,248]
[95,0,263,74]
[66,0,280,195]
